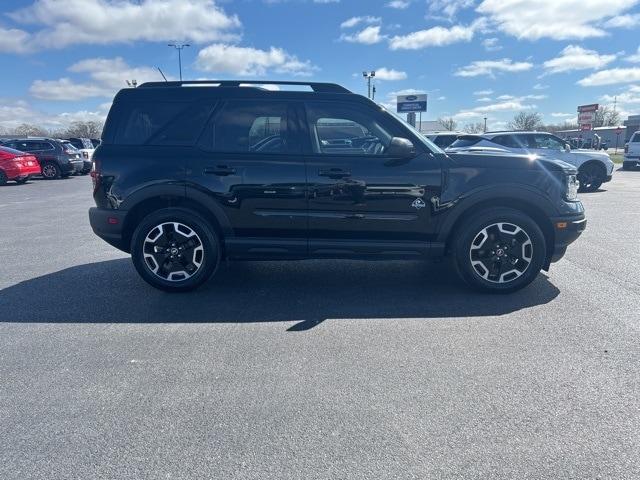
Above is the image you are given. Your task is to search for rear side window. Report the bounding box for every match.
[114,102,187,145]
[450,136,481,148]
[492,135,526,148]
[433,135,457,148]
[205,100,300,154]
[631,132,640,143]
[68,139,84,149]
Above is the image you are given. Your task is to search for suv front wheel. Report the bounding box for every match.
[131,208,221,292]
[453,208,547,293]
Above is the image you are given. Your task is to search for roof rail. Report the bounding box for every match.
[137,80,351,93]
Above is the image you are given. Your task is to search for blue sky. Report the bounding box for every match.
[1,0,639,132]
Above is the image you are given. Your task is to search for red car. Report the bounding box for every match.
[0,146,41,185]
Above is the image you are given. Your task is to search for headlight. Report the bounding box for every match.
[566,174,579,201]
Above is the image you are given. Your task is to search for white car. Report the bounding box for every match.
[623,131,640,170]
[447,131,615,192]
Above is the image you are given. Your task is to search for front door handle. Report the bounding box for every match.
[204,165,236,176]
[318,168,351,179]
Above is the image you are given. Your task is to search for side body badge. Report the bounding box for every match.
[411,198,426,209]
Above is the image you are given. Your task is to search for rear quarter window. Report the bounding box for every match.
[450,136,481,148]
[113,102,188,145]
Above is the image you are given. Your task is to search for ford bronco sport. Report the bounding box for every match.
[89,80,586,293]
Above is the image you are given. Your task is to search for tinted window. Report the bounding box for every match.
[115,102,187,145]
[492,135,526,148]
[91,139,101,148]
[531,134,565,150]
[450,136,482,148]
[630,132,639,143]
[305,102,394,156]
[68,139,84,149]
[433,135,457,148]
[208,101,299,154]
[148,103,214,146]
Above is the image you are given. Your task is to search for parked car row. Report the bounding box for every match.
[0,137,100,185]
[426,131,616,192]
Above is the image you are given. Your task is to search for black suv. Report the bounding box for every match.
[4,138,83,179]
[89,80,586,293]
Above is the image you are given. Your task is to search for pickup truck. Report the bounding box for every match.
[624,131,640,170]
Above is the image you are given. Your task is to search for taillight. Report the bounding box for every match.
[625,143,629,153]
[90,158,100,191]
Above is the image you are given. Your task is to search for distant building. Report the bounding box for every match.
[556,125,626,148]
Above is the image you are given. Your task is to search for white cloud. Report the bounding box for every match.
[386,0,411,8]
[0,27,32,54]
[477,0,638,40]
[29,57,165,101]
[428,0,474,20]
[482,37,502,51]
[389,21,481,50]
[627,46,640,63]
[374,67,408,80]
[577,67,640,86]
[2,0,240,53]
[340,16,380,29]
[543,45,616,74]
[195,44,317,76]
[455,58,533,77]
[604,13,640,27]
[341,25,384,44]
[474,89,494,95]
[0,98,110,131]
[551,112,576,118]
[477,97,493,102]
[453,99,537,120]
[601,85,640,105]
[533,83,549,90]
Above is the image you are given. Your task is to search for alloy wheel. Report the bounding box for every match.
[143,222,204,282]
[469,222,533,284]
[42,164,57,179]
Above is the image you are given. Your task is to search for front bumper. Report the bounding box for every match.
[89,207,129,252]
[548,213,587,264]
[81,159,92,174]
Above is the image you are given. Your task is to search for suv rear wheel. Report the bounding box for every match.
[453,208,546,293]
[41,162,61,180]
[577,164,604,192]
[131,208,220,292]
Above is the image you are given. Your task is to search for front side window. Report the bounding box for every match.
[208,101,298,154]
[305,102,394,156]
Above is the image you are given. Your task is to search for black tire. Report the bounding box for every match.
[0,170,7,186]
[453,207,547,293]
[130,208,221,292]
[15,177,29,184]
[41,162,61,180]
[577,163,604,192]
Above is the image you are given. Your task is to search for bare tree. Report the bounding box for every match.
[63,121,104,138]
[463,122,485,133]
[507,111,543,131]
[12,123,48,137]
[593,106,621,127]
[438,117,457,131]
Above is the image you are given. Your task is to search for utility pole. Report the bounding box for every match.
[362,71,375,99]
[483,116,487,133]
[372,85,376,101]
[168,42,190,81]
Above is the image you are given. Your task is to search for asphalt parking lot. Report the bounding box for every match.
[1,172,639,479]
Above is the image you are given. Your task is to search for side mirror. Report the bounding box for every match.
[386,137,416,158]
[564,143,571,152]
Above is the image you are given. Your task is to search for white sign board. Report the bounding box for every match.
[578,111,596,124]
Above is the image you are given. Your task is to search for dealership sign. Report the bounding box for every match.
[577,104,598,131]
[397,94,427,113]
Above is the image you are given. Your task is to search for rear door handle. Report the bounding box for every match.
[318,168,351,179]
[204,165,236,176]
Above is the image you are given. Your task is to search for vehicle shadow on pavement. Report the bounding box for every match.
[0,258,560,328]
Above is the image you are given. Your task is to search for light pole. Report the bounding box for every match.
[483,116,487,133]
[362,71,375,99]
[168,42,190,81]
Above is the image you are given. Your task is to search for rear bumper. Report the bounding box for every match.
[89,207,129,252]
[549,214,587,263]
[69,159,84,174]
[4,164,41,179]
